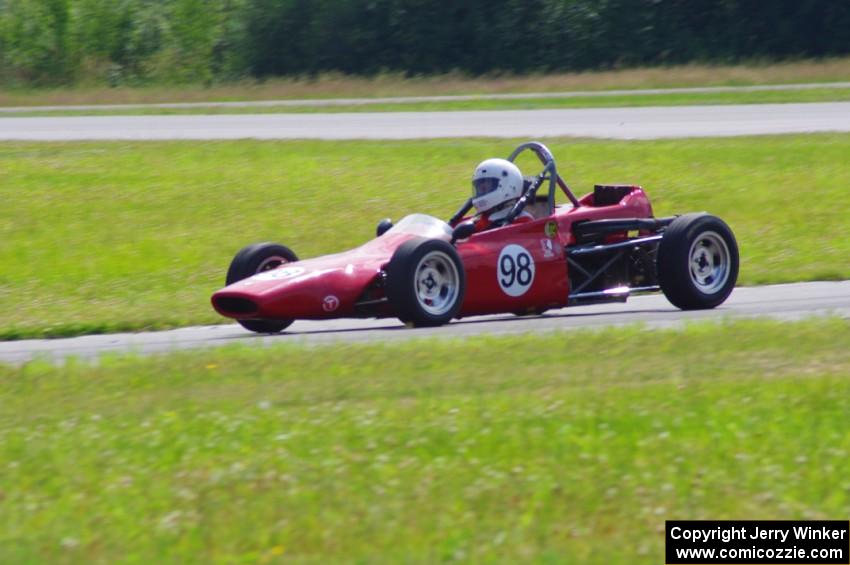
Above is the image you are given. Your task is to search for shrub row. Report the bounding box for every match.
[1,0,848,86]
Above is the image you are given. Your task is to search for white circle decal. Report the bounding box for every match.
[322,295,340,312]
[251,266,305,281]
[497,244,535,297]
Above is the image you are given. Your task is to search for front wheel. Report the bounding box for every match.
[385,238,466,327]
[657,213,739,310]
[225,242,298,333]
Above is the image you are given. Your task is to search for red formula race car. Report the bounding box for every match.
[212,141,739,332]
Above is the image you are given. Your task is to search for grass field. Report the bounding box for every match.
[1,134,849,339]
[4,86,850,117]
[2,57,850,108]
[2,318,849,562]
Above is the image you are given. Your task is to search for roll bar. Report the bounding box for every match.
[507,141,582,210]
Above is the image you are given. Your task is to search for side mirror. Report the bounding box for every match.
[376,218,393,237]
[451,222,475,244]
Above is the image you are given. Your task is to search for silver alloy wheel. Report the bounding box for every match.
[688,231,730,294]
[257,256,287,273]
[414,250,460,316]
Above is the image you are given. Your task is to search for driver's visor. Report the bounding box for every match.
[472,177,501,197]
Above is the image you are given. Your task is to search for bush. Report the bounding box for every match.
[0,0,848,87]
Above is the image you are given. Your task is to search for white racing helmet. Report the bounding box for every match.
[471,158,523,215]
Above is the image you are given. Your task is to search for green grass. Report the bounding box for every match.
[3,56,850,108]
[4,86,850,116]
[2,134,849,339]
[2,318,849,562]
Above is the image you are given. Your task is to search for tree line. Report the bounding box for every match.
[1,0,848,87]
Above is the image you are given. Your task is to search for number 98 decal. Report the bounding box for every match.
[497,244,535,297]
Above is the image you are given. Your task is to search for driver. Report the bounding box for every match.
[470,158,534,232]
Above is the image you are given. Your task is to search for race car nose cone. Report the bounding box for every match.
[212,295,259,317]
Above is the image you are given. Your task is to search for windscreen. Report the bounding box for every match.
[385,214,453,241]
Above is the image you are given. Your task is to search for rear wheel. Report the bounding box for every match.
[657,213,739,310]
[226,242,298,333]
[385,238,466,327]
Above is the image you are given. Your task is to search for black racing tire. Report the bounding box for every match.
[657,213,739,310]
[385,238,466,327]
[225,242,298,333]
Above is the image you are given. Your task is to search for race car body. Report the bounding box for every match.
[212,141,738,332]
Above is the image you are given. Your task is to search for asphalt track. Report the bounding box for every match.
[2,102,850,140]
[2,281,848,365]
